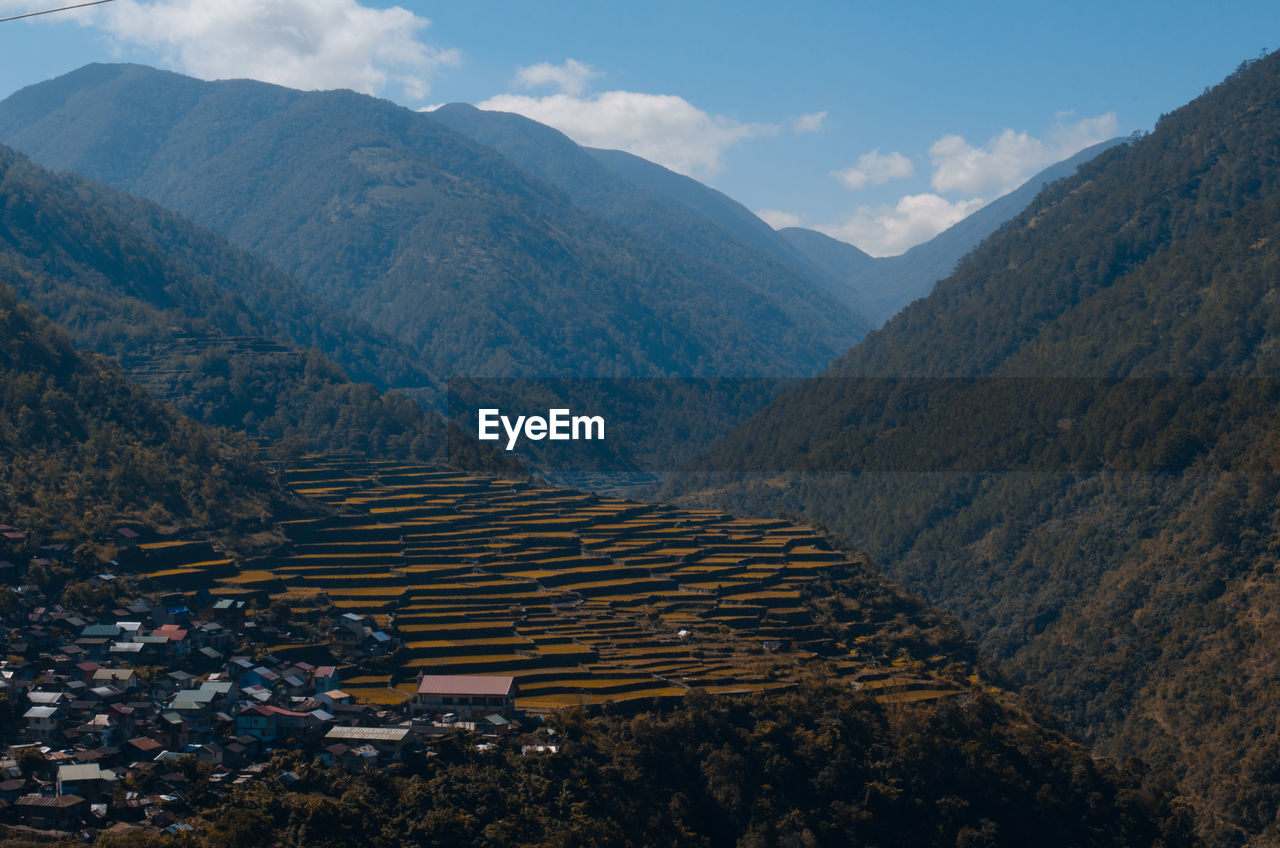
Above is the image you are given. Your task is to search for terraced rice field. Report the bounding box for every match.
[149,457,960,712]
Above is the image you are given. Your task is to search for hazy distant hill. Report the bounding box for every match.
[0,143,505,467]
[430,103,868,331]
[681,52,1280,846]
[778,139,1123,325]
[0,63,861,380]
[582,145,852,294]
[774,227,877,286]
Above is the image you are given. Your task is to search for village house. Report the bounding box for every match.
[411,674,517,718]
[14,793,87,830]
[235,705,279,743]
[322,726,413,763]
[23,705,62,743]
[314,665,339,692]
[92,667,138,692]
[56,762,117,799]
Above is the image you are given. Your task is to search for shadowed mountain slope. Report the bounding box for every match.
[678,51,1280,846]
[0,143,510,469]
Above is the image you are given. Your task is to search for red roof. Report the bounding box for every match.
[264,705,309,718]
[416,675,514,697]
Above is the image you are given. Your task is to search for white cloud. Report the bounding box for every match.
[929,112,1117,195]
[814,111,1117,255]
[477,90,777,178]
[819,193,988,257]
[513,58,600,97]
[75,0,459,102]
[756,209,804,230]
[1050,112,1119,154]
[792,111,826,134]
[832,149,914,191]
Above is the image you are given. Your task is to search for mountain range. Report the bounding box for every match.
[5,50,1272,845]
[0,62,1196,847]
[0,63,866,382]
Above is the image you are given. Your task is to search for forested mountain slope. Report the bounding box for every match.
[680,51,1280,846]
[0,144,501,466]
[428,103,868,331]
[0,280,296,543]
[0,63,860,380]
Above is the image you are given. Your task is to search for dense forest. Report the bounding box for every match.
[0,143,515,470]
[0,280,297,544]
[676,51,1280,846]
[3,683,1194,848]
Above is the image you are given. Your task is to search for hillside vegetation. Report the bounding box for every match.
[80,682,1190,848]
[0,281,294,544]
[679,51,1280,846]
[0,143,513,467]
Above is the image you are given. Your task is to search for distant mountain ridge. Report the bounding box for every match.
[430,101,1116,332]
[0,63,864,381]
[778,138,1124,325]
[429,103,865,329]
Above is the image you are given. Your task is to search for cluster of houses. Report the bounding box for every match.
[0,573,522,839]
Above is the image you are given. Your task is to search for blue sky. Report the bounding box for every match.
[1,0,1277,255]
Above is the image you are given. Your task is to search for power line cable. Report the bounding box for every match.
[0,0,114,24]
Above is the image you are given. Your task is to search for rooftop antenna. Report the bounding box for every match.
[0,0,114,23]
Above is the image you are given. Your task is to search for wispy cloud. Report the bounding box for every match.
[929,112,1117,195]
[479,88,778,178]
[63,0,458,103]
[819,112,1117,255]
[833,148,914,191]
[757,208,804,229]
[513,58,599,97]
[792,111,826,134]
[820,193,987,257]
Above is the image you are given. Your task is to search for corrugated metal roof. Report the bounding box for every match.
[324,726,411,742]
[58,763,115,782]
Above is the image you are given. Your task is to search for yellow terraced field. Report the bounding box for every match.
[342,686,411,705]
[516,687,688,710]
[258,457,960,704]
